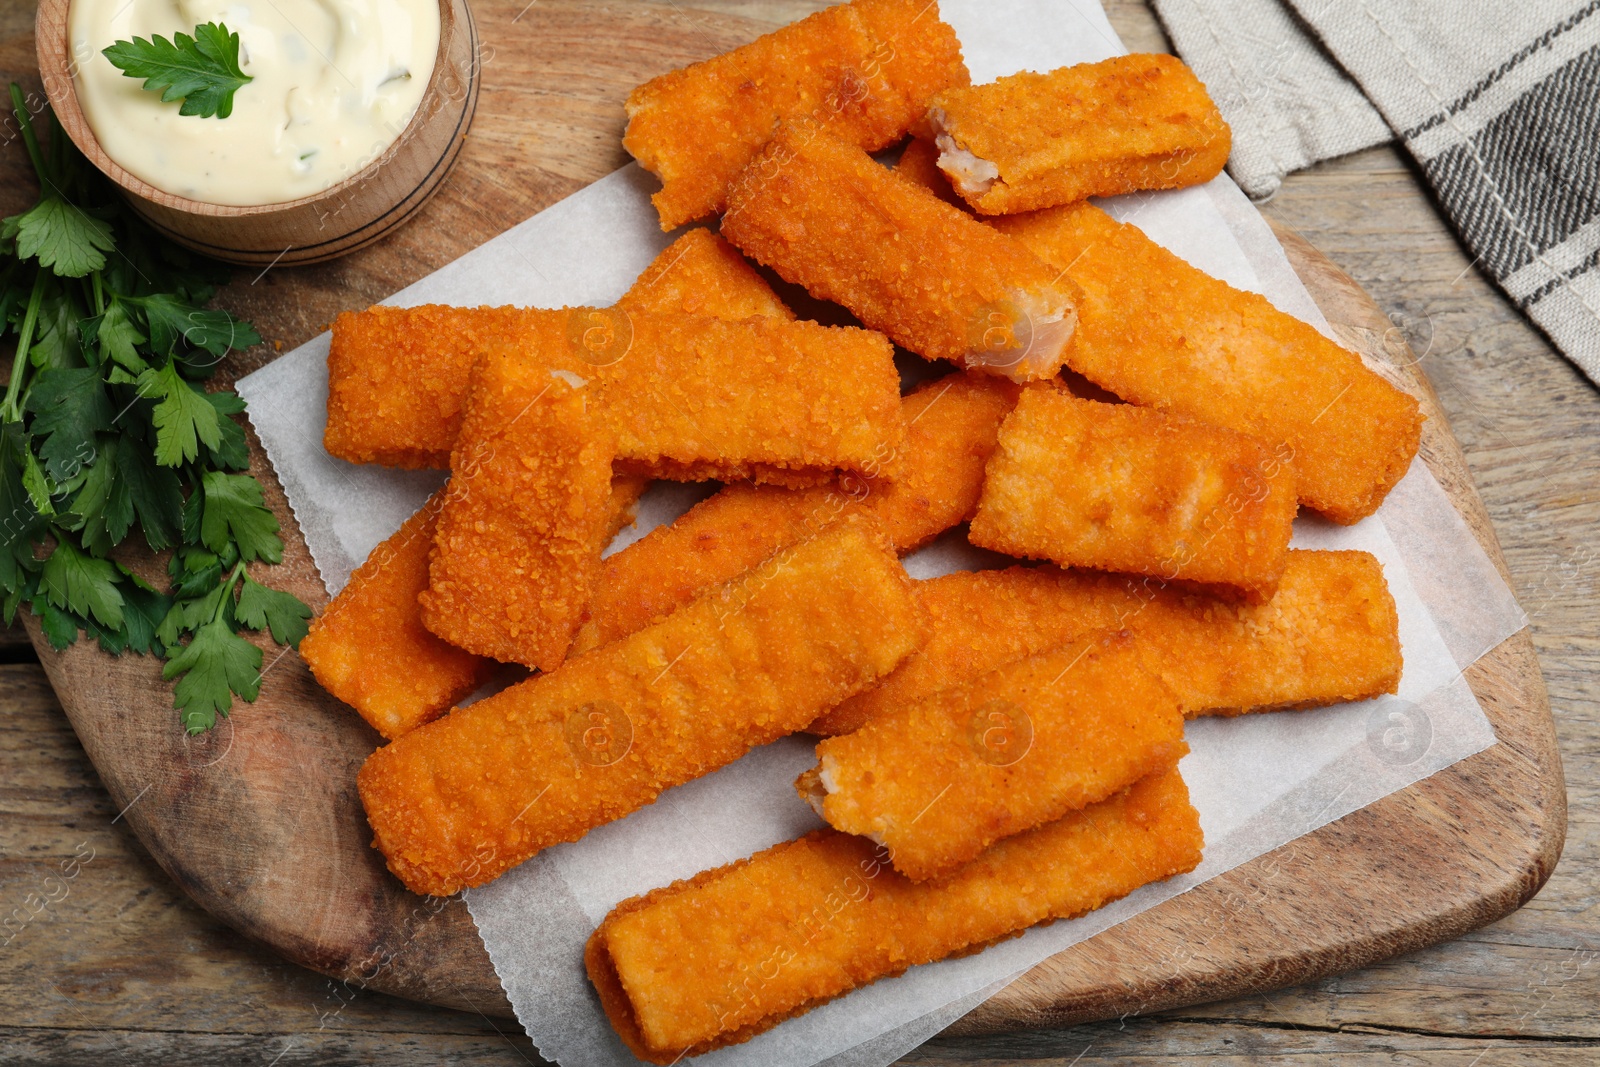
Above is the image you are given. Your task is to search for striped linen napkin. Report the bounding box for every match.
[1153,0,1600,384]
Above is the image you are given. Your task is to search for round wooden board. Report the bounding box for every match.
[3,0,1564,1038]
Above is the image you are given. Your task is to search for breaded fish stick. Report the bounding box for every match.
[970,385,1297,600]
[329,305,903,488]
[625,227,796,323]
[587,766,1202,1062]
[800,632,1186,881]
[302,471,648,740]
[624,0,968,230]
[419,363,615,670]
[571,371,1019,653]
[324,229,790,469]
[324,305,526,469]
[925,54,1230,214]
[991,202,1423,523]
[723,126,1079,382]
[600,311,905,486]
[359,520,927,896]
[811,550,1401,736]
[299,494,499,740]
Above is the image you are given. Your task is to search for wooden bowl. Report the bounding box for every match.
[34,0,481,266]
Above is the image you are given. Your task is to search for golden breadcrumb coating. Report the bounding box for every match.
[586,765,1201,1062]
[624,0,967,230]
[358,520,927,896]
[600,311,906,485]
[626,227,795,322]
[570,372,1019,653]
[299,494,499,741]
[722,126,1079,382]
[925,54,1230,214]
[811,550,1401,736]
[603,472,653,542]
[803,631,1186,881]
[990,202,1423,524]
[418,361,615,671]
[324,304,527,469]
[328,303,903,488]
[970,385,1297,601]
[323,229,790,469]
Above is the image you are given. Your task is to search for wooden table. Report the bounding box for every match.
[2,1,1595,1063]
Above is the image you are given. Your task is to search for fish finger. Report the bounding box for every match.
[299,494,499,740]
[970,385,1297,600]
[586,765,1201,1062]
[624,0,967,230]
[359,519,927,896]
[800,631,1186,881]
[571,371,1018,653]
[811,550,1401,736]
[324,229,791,469]
[991,201,1422,523]
[418,361,615,671]
[723,125,1079,381]
[926,54,1230,214]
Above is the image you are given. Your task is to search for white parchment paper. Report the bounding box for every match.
[236,1,1528,1062]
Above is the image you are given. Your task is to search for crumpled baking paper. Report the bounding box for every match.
[236,1,1528,1063]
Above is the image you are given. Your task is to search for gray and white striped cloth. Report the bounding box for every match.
[1152,0,1600,384]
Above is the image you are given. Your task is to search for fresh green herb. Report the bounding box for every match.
[101,22,252,120]
[2,84,309,733]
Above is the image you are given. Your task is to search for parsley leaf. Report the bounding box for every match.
[0,422,43,553]
[163,618,262,732]
[19,446,55,516]
[7,198,115,278]
[38,538,123,629]
[97,300,149,372]
[203,390,250,470]
[26,367,112,481]
[3,86,305,733]
[33,596,80,650]
[199,471,282,563]
[168,545,223,600]
[235,573,311,647]
[118,434,184,551]
[139,360,220,466]
[66,435,132,556]
[133,292,260,362]
[28,285,84,370]
[102,23,253,121]
[119,578,173,657]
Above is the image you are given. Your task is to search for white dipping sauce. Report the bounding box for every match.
[69,0,441,206]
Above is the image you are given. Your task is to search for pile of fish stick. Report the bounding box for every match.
[297,1,1426,1058]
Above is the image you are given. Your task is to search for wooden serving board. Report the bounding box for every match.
[1,0,1564,1038]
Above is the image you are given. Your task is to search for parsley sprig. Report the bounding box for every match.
[102,22,252,120]
[2,85,310,733]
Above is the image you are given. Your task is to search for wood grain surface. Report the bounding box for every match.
[2,1,1596,1064]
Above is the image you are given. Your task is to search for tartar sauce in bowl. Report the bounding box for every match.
[68,0,441,206]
